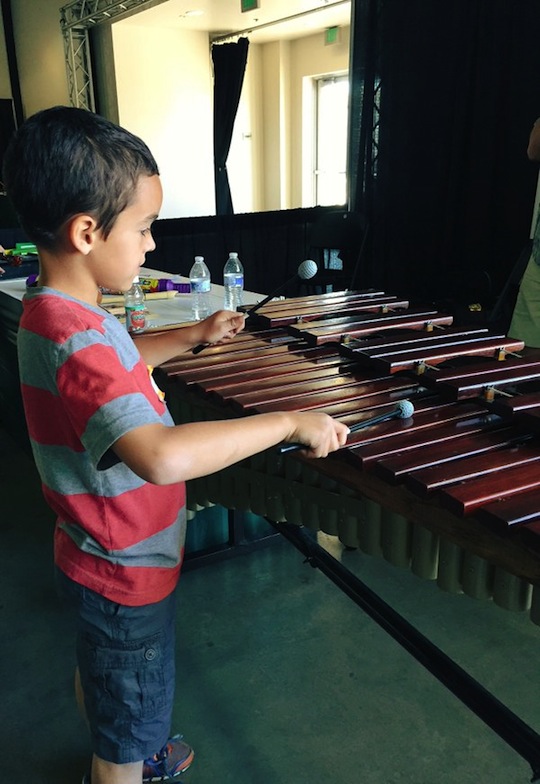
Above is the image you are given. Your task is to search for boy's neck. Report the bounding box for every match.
[38,251,101,306]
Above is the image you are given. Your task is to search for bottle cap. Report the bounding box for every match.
[133,275,140,283]
[229,252,238,257]
[194,256,204,262]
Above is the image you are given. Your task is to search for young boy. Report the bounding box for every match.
[2,106,349,784]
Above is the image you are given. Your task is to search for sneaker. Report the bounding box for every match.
[81,735,194,783]
[143,735,195,781]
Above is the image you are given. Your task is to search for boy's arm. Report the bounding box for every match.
[112,410,350,485]
[133,310,246,366]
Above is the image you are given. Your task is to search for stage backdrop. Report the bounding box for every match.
[349,0,540,314]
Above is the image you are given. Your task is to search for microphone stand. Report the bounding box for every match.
[243,273,302,318]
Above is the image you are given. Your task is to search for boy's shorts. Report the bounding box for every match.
[55,567,176,764]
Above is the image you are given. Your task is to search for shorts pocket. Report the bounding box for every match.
[79,630,167,721]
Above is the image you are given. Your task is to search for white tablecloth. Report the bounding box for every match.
[0,267,264,331]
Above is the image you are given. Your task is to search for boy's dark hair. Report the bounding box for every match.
[2,105,159,249]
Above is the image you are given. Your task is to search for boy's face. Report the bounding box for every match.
[89,174,163,292]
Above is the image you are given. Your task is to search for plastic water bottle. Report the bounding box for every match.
[124,276,146,334]
[223,252,244,311]
[189,256,211,320]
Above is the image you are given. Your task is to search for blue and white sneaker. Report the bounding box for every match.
[142,735,194,781]
[82,734,194,783]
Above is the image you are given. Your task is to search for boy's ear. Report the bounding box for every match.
[67,214,99,254]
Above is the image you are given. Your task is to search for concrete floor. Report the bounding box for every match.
[2,424,540,784]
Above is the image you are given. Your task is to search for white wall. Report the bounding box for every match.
[261,41,283,212]
[290,27,350,207]
[0,10,10,98]
[10,0,68,117]
[112,23,215,219]
[228,43,263,214]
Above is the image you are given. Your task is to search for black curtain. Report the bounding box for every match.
[212,37,249,216]
[349,0,540,310]
[0,0,23,128]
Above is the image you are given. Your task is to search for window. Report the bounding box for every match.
[314,74,349,206]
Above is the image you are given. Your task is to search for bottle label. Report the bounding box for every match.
[224,273,244,287]
[191,279,211,293]
[126,304,146,333]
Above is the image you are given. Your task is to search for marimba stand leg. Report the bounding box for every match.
[269,520,540,782]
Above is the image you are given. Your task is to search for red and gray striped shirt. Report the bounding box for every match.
[18,287,185,606]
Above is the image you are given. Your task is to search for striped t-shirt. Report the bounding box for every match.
[18,287,186,606]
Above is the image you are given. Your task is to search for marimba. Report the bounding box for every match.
[154,289,540,626]
[154,289,540,779]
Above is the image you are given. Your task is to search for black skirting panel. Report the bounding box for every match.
[147,205,346,298]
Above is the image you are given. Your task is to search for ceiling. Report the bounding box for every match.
[119,0,351,44]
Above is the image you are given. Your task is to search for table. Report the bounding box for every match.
[0,267,263,333]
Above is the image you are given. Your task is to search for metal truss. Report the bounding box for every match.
[59,0,168,110]
[370,77,381,179]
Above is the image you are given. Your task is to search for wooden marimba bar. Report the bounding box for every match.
[155,289,540,625]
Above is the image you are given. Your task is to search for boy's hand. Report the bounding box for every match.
[285,412,350,458]
[197,310,246,346]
